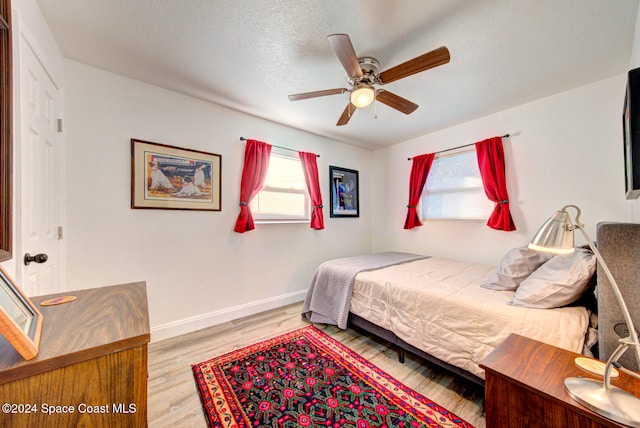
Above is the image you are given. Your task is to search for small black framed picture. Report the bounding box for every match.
[329,166,359,218]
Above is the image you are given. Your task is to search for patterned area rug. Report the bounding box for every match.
[192,325,474,427]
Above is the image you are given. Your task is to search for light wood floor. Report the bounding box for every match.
[148,302,486,427]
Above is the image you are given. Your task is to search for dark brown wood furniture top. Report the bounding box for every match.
[0,0,12,262]
[481,333,640,428]
[0,282,150,427]
[0,281,150,384]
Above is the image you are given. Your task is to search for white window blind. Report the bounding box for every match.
[251,149,310,223]
[420,148,494,220]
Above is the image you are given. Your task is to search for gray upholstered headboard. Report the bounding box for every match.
[596,222,640,371]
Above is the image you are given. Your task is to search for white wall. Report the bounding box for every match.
[63,61,373,340]
[372,75,632,265]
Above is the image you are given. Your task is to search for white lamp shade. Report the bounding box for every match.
[350,85,375,108]
[528,209,575,253]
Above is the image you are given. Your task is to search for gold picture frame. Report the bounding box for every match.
[0,266,42,360]
[131,139,222,210]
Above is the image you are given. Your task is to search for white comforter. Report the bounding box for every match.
[349,257,590,379]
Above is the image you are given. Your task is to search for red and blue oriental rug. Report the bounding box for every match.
[192,325,474,427]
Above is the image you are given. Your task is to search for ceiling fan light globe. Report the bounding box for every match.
[351,85,375,108]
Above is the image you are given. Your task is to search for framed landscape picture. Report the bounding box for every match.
[329,165,359,217]
[131,139,221,210]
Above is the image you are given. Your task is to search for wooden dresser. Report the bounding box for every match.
[481,333,640,428]
[0,282,150,428]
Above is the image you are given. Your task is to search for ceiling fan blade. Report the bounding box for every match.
[378,46,450,84]
[376,90,419,114]
[288,88,348,101]
[327,34,363,79]
[336,102,356,126]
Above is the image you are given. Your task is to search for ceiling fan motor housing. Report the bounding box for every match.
[348,56,380,86]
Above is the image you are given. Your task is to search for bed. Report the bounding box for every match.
[302,222,640,385]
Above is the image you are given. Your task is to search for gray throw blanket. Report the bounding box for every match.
[301,252,428,329]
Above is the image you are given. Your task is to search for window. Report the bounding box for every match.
[420,148,493,220]
[251,149,310,223]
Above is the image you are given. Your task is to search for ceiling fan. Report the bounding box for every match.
[288,34,450,126]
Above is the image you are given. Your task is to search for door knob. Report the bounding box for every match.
[24,253,48,266]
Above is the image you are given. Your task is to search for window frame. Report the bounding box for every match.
[420,147,492,222]
[251,148,311,224]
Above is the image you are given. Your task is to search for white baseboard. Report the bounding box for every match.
[150,289,307,342]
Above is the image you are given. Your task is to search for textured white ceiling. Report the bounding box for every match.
[35,0,639,149]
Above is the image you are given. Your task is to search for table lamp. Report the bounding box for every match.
[529,204,640,426]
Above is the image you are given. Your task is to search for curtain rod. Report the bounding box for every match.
[240,137,320,157]
[407,134,510,161]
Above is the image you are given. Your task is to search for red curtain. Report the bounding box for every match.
[404,153,435,229]
[234,139,272,233]
[475,136,516,231]
[299,152,325,230]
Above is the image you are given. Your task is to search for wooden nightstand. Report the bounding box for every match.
[0,282,150,428]
[480,334,640,428]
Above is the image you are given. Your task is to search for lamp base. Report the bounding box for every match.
[564,377,640,427]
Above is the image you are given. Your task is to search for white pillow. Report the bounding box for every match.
[509,248,596,309]
[481,247,553,291]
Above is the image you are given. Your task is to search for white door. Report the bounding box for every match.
[18,37,62,297]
